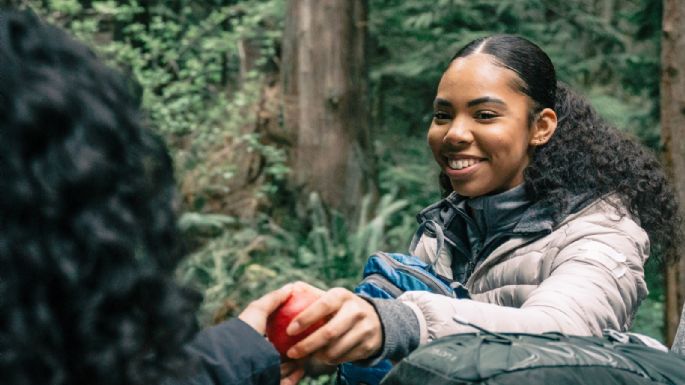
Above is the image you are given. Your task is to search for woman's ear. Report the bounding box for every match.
[529,108,557,146]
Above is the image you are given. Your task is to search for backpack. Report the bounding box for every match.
[338,251,469,385]
[381,328,685,385]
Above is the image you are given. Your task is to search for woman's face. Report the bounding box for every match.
[428,54,548,197]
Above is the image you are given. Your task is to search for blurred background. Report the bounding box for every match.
[11,0,685,367]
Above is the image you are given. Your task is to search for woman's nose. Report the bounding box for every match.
[443,119,474,145]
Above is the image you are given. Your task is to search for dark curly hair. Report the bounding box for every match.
[439,34,681,264]
[0,10,200,385]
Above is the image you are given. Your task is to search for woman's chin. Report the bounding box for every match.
[451,184,487,198]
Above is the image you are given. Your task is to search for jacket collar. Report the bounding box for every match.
[438,188,595,236]
[467,192,610,285]
[462,184,530,236]
[416,186,598,284]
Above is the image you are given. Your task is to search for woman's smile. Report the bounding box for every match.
[443,155,485,179]
[427,54,540,197]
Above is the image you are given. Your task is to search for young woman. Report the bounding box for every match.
[280,35,681,377]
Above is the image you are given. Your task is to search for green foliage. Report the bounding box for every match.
[296,192,411,281]
[28,0,667,355]
[177,191,411,325]
[369,0,661,148]
[632,254,666,341]
[30,0,287,212]
[634,297,665,341]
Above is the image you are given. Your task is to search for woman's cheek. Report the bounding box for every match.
[427,130,443,161]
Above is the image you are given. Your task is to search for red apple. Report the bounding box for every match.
[266,287,325,357]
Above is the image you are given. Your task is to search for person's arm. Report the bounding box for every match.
[399,224,649,342]
[283,288,421,369]
[357,297,420,364]
[172,318,281,385]
[167,284,293,385]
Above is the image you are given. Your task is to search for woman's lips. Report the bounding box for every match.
[444,157,483,177]
[447,158,482,170]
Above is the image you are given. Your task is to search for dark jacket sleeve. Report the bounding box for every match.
[167,318,281,385]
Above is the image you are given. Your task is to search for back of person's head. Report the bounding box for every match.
[0,10,199,385]
[441,34,680,263]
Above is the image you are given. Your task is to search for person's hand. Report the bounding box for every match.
[285,285,383,365]
[238,283,293,335]
[280,356,337,385]
[279,360,304,385]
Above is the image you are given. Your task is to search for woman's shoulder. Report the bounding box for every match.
[560,194,641,227]
[552,194,649,254]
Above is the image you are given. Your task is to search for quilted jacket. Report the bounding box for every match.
[401,195,650,345]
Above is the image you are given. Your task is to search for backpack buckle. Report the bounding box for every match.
[603,328,630,344]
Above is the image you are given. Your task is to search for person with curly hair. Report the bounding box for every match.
[276,35,681,378]
[0,10,293,385]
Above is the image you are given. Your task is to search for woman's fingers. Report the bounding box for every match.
[237,281,325,335]
[287,313,349,359]
[291,281,326,296]
[286,287,349,336]
[286,289,382,362]
[314,315,382,364]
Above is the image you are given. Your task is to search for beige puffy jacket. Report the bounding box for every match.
[401,196,650,346]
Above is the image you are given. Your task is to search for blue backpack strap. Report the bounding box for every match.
[338,252,463,385]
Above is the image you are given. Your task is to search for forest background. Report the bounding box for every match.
[16,1,683,381]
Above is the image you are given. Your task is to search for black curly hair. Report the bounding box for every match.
[0,10,200,385]
[439,34,681,263]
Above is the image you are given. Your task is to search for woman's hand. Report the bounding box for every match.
[238,283,293,335]
[284,284,383,365]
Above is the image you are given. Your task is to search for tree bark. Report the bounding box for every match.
[282,0,376,219]
[661,0,685,346]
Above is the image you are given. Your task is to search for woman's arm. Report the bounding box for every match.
[400,227,648,341]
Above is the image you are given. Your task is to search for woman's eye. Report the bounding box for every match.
[474,111,498,120]
[433,112,451,121]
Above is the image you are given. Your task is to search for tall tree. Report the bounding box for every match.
[661,0,685,345]
[281,0,376,218]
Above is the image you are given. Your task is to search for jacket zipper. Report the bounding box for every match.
[465,232,511,279]
[451,208,479,283]
[464,259,476,281]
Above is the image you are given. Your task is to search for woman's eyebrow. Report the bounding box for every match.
[467,96,506,107]
[433,98,452,108]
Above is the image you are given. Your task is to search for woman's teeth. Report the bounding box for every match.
[448,158,481,170]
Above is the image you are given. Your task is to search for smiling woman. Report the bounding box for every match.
[428,53,557,197]
[272,34,682,385]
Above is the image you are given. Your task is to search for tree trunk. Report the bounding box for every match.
[238,39,260,83]
[598,0,615,24]
[282,0,376,219]
[661,0,685,346]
